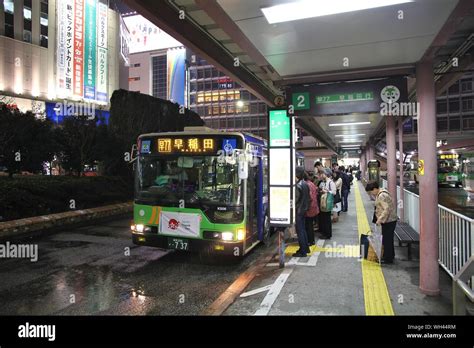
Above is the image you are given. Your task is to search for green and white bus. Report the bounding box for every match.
[131,127,269,257]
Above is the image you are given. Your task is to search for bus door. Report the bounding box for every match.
[245,164,259,246]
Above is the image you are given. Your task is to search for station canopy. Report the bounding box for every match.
[125,0,474,152]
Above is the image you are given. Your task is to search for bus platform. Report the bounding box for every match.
[224,181,453,316]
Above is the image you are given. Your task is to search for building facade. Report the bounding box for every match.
[403,73,474,135]
[187,54,268,139]
[0,0,122,119]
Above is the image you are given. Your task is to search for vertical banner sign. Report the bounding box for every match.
[65,0,74,97]
[73,0,84,98]
[167,48,186,106]
[57,1,67,94]
[84,0,97,100]
[96,1,108,103]
[268,109,295,227]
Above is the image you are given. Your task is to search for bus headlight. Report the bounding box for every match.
[132,224,145,233]
[237,229,245,241]
[221,232,234,241]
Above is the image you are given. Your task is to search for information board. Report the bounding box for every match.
[268,109,295,226]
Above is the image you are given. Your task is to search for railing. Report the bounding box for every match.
[381,179,473,278]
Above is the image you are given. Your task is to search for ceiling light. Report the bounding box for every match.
[339,141,362,143]
[261,0,413,24]
[335,134,366,137]
[329,122,371,127]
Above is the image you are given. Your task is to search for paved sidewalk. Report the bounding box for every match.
[225,181,452,315]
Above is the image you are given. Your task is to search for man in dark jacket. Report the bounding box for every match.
[339,166,350,212]
[294,167,310,257]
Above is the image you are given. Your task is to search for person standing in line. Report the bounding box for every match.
[339,166,350,212]
[314,161,324,176]
[332,170,342,222]
[294,167,311,257]
[304,171,319,246]
[318,168,336,239]
[365,181,398,264]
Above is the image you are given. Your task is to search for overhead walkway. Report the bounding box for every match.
[224,181,452,316]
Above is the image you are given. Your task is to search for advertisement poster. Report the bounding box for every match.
[57,0,66,92]
[269,148,291,185]
[159,211,201,238]
[84,0,97,100]
[73,0,84,98]
[96,1,108,102]
[64,0,74,97]
[167,48,186,106]
[269,187,291,224]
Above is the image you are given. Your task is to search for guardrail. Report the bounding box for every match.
[381,179,473,278]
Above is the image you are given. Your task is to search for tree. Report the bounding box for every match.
[0,105,56,177]
[55,116,99,176]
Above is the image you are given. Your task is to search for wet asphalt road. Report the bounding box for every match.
[0,218,272,315]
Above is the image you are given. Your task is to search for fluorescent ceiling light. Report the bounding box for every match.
[339,141,362,143]
[335,134,366,137]
[261,0,413,24]
[329,122,371,127]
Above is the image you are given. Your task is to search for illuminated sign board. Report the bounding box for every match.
[139,135,242,155]
[268,109,295,227]
[158,138,215,154]
[438,154,459,160]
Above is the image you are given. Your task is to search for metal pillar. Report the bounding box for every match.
[416,60,440,296]
[360,151,366,180]
[386,116,397,201]
[398,118,405,222]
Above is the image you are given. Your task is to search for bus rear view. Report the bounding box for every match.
[131,127,269,257]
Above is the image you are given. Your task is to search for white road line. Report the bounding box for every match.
[240,284,273,298]
[254,268,293,316]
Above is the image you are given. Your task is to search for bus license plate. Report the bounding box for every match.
[447,176,458,182]
[168,238,189,251]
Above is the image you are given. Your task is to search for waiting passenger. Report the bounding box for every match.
[332,171,342,222]
[304,171,319,246]
[318,168,336,239]
[365,181,398,264]
[339,166,351,212]
[294,167,311,257]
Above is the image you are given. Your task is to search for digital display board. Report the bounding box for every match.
[139,135,243,155]
[158,138,216,154]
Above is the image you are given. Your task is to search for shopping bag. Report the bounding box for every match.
[368,224,383,263]
[320,192,334,212]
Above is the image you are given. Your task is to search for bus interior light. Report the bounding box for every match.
[221,232,234,241]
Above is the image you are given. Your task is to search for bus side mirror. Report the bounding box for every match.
[238,154,248,180]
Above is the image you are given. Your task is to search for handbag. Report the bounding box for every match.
[372,207,377,224]
[334,189,341,204]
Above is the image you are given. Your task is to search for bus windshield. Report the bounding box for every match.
[135,155,242,207]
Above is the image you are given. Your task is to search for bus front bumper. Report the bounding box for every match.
[132,232,244,256]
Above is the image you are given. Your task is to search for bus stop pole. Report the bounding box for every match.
[278,228,286,268]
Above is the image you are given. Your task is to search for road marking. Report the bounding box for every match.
[254,269,293,316]
[354,182,395,316]
[202,245,277,315]
[240,284,272,298]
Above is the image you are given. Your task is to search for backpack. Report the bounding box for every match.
[305,180,319,217]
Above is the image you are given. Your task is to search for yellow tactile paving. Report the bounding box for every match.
[354,182,395,316]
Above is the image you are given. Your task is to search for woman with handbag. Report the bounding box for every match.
[332,171,342,222]
[318,168,336,239]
